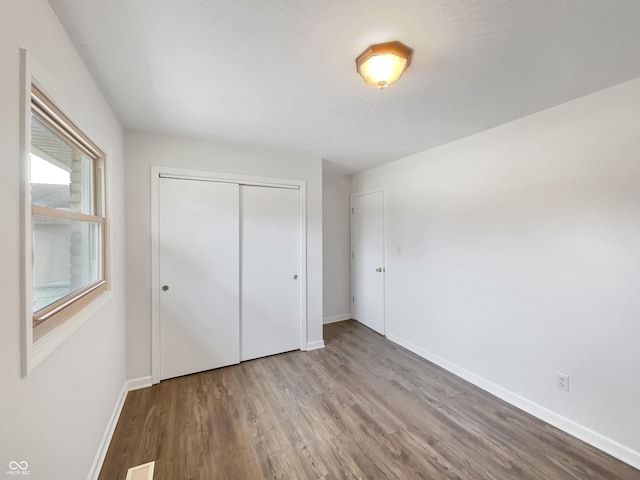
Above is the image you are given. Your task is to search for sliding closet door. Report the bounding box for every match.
[159,177,240,380]
[240,185,300,361]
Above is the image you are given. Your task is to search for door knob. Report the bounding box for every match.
[162,285,169,291]
[376,267,382,272]
[293,274,298,280]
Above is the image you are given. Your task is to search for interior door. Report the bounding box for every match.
[351,191,385,334]
[159,177,240,380]
[240,185,300,361]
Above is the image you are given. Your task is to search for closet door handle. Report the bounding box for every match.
[162,285,169,291]
[293,275,298,280]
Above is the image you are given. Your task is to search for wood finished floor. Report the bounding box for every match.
[100,321,639,479]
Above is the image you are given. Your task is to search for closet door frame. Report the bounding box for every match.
[150,166,307,385]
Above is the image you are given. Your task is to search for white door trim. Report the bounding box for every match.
[350,189,387,336]
[151,166,308,384]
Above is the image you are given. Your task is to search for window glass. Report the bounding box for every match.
[30,114,94,215]
[32,217,102,316]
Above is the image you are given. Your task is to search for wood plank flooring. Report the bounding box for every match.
[99,321,640,479]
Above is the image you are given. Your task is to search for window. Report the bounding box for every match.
[29,85,109,342]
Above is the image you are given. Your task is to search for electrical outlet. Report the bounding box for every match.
[556,373,570,392]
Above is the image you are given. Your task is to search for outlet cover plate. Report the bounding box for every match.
[556,373,570,392]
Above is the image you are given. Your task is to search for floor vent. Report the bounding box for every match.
[125,461,155,480]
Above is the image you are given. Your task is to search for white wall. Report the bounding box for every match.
[0,1,126,479]
[124,131,323,379]
[352,77,640,467]
[322,170,352,322]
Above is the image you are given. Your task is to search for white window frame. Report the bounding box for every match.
[20,50,112,376]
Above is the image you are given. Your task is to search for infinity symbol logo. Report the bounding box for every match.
[8,461,29,471]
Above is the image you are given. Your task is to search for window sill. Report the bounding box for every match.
[24,290,112,376]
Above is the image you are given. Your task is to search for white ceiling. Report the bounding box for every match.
[48,0,640,173]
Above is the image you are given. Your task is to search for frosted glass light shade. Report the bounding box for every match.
[356,41,413,89]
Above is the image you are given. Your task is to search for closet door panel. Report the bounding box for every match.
[240,185,300,361]
[159,178,240,380]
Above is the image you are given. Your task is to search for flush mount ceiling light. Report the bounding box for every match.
[356,41,413,89]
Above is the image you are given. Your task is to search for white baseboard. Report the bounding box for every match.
[305,340,325,351]
[386,333,640,471]
[87,376,153,480]
[323,314,351,324]
[126,376,153,392]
